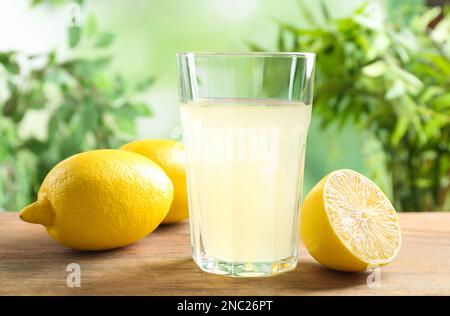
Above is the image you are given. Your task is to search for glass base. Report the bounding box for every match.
[194,255,297,277]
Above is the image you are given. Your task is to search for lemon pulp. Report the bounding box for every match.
[324,169,402,265]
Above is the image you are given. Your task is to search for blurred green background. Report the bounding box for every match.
[1,0,449,212]
[90,0,377,194]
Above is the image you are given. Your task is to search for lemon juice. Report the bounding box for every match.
[181,98,311,274]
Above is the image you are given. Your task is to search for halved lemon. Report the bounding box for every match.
[300,169,401,272]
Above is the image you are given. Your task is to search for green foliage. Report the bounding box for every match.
[273,3,450,211]
[0,9,153,211]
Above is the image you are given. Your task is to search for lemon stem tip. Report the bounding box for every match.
[19,197,54,226]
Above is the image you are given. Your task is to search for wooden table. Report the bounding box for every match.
[0,212,449,296]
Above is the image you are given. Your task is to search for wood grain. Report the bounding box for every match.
[0,212,449,296]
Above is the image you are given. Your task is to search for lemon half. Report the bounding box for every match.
[301,169,402,272]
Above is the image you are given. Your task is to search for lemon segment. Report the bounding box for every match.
[301,169,401,272]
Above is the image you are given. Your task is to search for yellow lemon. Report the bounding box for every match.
[20,149,173,250]
[120,139,188,224]
[301,169,401,272]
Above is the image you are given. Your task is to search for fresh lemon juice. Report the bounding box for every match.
[181,98,311,271]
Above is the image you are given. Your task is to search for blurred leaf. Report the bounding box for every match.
[422,53,450,74]
[432,93,450,111]
[368,33,390,59]
[60,135,82,157]
[27,88,46,109]
[80,102,99,131]
[262,58,291,98]
[31,0,44,7]
[48,51,58,65]
[415,6,442,30]
[136,77,156,92]
[392,66,423,92]
[415,178,433,188]
[277,28,286,51]
[391,116,409,146]
[4,61,20,75]
[95,32,115,47]
[430,14,450,44]
[47,114,60,140]
[84,14,98,38]
[0,52,10,64]
[115,116,136,135]
[361,60,387,77]
[21,138,47,155]
[386,80,406,100]
[319,0,330,21]
[419,86,445,104]
[297,1,319,27]
[410,113,427,145]
[246,41,266,52]
[68,27,81,48]
[131,102,152,116]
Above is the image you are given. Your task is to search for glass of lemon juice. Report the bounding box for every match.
[177,52,315,277]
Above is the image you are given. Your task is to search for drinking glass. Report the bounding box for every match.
[176,52,315,277]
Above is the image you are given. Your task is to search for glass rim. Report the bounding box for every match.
[177,51,315,59]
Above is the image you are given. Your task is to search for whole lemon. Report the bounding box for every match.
[120,139,188,224]
[19,149,173,250]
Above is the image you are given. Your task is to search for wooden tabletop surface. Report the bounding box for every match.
[0,212,449,296]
